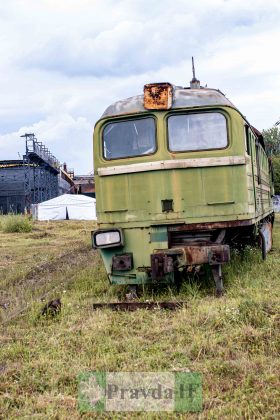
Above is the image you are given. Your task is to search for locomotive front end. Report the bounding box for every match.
[93,82,274,295]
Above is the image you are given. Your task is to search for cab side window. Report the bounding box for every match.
[244,124,250,155]
[255,141,261,184]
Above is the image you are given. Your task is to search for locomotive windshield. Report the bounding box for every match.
[168,112,227,152]
[103,117,156,160]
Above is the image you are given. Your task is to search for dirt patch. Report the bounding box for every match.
[23,244,92,281]
[28,232,55,240]
[0,244,97,323]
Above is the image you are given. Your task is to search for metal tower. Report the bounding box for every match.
[20,133,60,211]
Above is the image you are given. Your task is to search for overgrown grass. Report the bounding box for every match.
[0,214,33,233]
[0,218,279,418]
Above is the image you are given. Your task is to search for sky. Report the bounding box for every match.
[1,0,280,174]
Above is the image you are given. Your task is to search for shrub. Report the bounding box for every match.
[271,155,280,194]
[1,215,33,233]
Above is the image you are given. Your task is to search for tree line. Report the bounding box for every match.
[262,126,280,194]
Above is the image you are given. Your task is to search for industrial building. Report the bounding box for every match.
[73,174,95,198]
[59,164,75,196]
[0,133,74,214]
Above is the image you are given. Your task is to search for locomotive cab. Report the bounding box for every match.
[93,81,274,295]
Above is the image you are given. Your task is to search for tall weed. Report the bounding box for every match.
[1,214,33,233]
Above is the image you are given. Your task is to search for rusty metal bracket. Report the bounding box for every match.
[174,244,230,266]
[211,265,224,297]
[208,245,230,265]
[151,253,174,280]
[112,253,133,271]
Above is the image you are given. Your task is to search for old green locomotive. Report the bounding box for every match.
[92,77,274,295]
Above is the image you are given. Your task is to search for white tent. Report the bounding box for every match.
[34,194,96,221]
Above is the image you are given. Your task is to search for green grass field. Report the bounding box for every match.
[0,216,279,419]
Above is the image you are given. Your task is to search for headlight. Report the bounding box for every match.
[92,229,123,249]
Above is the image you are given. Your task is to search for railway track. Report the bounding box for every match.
[92,301,186,311]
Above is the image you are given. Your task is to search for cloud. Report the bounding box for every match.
[0,114,93,173]
[15,0,280,78]
[1,0,280,174]
[21,19,197,77]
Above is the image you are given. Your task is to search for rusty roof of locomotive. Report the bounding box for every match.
[101,86,237,118]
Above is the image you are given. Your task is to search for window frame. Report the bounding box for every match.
[102,116,158,161]
[166,110,229,154]
[244,124,250,155]
[255,140,261,185]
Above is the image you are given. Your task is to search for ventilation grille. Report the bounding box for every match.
[169,230,217,247]
[162,199,173,212]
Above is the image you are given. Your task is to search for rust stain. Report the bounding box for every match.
[151,253,174,280]
[144,83,173,110]
[168,219,255,232]
[150,243,230,275]
[182,245,230,265]
[112,253,133,271]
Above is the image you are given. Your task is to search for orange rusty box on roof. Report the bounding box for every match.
[143,82,173,110]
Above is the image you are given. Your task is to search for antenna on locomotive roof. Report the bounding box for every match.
[190,57,200,89]
[192,56,196,79]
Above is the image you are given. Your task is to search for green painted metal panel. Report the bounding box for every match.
[150,229,168,243]
[94,107,254,228]
[93,103,273,286]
